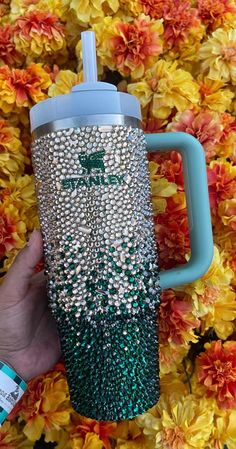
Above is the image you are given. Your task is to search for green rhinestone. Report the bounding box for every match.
[99,262,105,269]
[107,272,113,278]
[67,236,72,241]
[121,243,127,248]
[69,263,75,269]
[109,305,116,312]
[79,248,84,253]
[109,247,115,253]
[125,270,131,276]
[71,274,77,282]
[125,258,131,264]
[128,276,135,283]
[129,247,135,254]
[132,302,139,308]
[109,288,117,295]
[60,252,65,258]
[115,267,122,273]
[130,290,136,296]
[124,292,129,299]
[97,251,104,258]
[108,256,113,262]
[65,245,70,251]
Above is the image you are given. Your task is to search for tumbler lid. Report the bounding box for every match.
[30,31,141,132]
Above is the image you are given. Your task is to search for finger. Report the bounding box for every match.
[3,230,44,299]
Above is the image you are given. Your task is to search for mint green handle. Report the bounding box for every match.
[145,132,213,289]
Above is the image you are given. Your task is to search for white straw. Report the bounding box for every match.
[81,31,98,83]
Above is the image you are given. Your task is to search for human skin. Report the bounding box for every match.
[0,230,61,380]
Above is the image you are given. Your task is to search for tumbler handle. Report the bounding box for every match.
[145,132,213,290]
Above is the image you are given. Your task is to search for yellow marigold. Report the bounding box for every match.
[136,394,214,449]
[10,0,70,21]
[160,372,189,396]
[218,198,236,230]
[70,0,119,26]
[159,342,189,376]
[13,11,67,62]
[149,162,177,214]
[0,421,33,449]
[0,119,28,177]
[198,75,234,113]
[199,28,236,85]
[0,174,39,230]
[181,246,234,317]
[116,435,154,449]
[16,368,72,442]
[201,287,236,339]
[128,60,200,119]
[208,408,236,449]
[0,64,51,113]
[48,69,83,96]
[214,221,236,286]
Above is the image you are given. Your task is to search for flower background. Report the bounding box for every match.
[0,0,236,448]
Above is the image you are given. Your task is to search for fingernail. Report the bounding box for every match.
[27,229,38,246]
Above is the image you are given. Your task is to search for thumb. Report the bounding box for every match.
[3,230,44,299]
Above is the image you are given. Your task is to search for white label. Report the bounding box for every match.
[0,371,24,413]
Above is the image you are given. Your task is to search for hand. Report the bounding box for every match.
[0,230,61,381]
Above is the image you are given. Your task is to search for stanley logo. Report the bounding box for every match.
[61,150,124,189]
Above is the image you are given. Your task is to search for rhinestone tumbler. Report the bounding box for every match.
[30,32,213,421]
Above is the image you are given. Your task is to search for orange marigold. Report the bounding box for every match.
[159,289,200,345]
[149,150,184,191]
[13,10,67,61]
[110,17,163,79]
[0,64,51,113]
[170,109,223,163]
[68,413,117,449]
[197,0,236,31]
[0,24,22,66]
[207,159,236,215]
[155,195,190,269]
[197,340,236,409]
[0,202,26,256]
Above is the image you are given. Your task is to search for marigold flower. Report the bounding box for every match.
[197,341,236,409]
[218,198,236,230]
[14,369,72,442]
[154,194,189,269]
[201,287,236,339]
[182,246,234,318]
[207,159,236,215]
[159,289,200,346]
[170,109,223,162]
[0,118,28,177]
[0,202,26,256]
[68,413,117,449]
[149,150,184,191]
[199,28,236,85]
[198,76,234,113]
[215,112,236,160]
[137,394,214,449]
[0,421,33,449]
[70,0,119,26]
[13,11,67,61]
[48,69,83,96]
[92,15,163,79]
[214,221,236,285]
[0,24,23,66]
[159,343,189,375]
[197,0,236,31]
[128,60,200,119]
[0,64,51,113]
